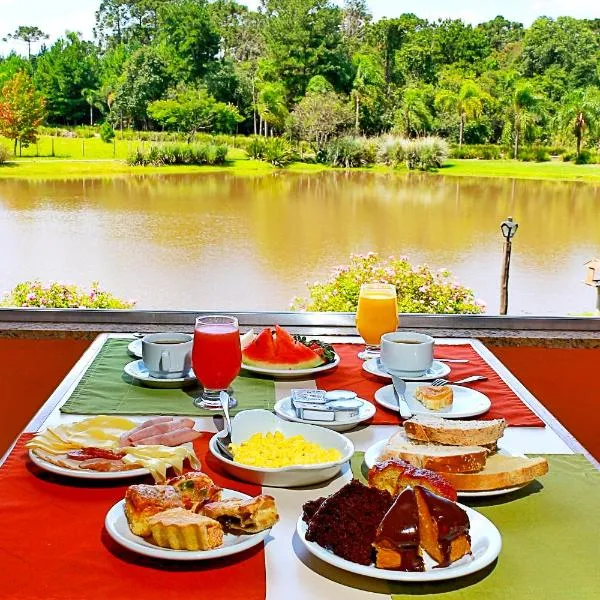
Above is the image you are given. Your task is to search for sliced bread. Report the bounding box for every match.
[404,415,506,447]
[378,429,488,474]
[438,454,549,491]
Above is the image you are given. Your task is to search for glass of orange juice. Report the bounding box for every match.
[356,283,398,360]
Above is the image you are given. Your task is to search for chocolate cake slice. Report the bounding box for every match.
[373,487,424,571]
[305,480,393,565]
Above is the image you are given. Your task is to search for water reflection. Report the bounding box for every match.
[0,172,598,314]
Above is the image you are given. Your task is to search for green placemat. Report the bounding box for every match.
[60,338,275,416]
[351,453,600,599]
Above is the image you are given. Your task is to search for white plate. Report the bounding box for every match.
[105,489,270,560]
[297,504,501,582]
[127,339,143,358]
[29,449,150,480]
[363,440,528,498]
[374,383,490,419]
[363,358,451,381]
[273,396,376,432]
[241,354,340,378]
[124,360,197,388]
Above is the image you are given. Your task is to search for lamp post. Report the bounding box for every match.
[500,216,519,315]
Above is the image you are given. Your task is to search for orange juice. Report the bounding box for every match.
[356,285,398,345]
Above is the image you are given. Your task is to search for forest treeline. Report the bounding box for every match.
[2,0,600,154]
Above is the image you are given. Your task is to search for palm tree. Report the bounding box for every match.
[395,87,432,137]
[351,53,384,135]
[556,88,600,156]
[505,83,542,159]
[435,80,490,146]
[81,88,104,126]
[257,83,288,136]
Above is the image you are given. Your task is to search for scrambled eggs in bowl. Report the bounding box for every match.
[209,409,354,487]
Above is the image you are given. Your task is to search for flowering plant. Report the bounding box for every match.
[1,281,135,309]
[291,253,486,314]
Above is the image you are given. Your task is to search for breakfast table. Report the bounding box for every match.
[1,333,598,600]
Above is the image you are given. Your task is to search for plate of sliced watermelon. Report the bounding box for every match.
[241,326,340,378]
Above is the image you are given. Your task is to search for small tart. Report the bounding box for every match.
[414,386,453,411]
[147,508,223,551]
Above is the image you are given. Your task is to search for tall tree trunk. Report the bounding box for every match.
[90,105,93,126]
[513,129,519,160]
[252,80,257,136]
[355,95,360,136]
[459,114,465,147]
[13,138,17,156]
[576,127,582,156]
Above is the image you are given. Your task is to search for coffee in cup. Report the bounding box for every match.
[142,333,193,379]
[380,332,434,377]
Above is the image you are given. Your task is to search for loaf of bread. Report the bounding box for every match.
[378,430,488,474]
[404,415,506,447]
[439,454,549,491]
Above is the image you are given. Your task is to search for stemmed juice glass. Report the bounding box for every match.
[192,315,241,409]
[355,283,398,360]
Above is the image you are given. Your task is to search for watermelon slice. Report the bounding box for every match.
[242,325,324,370]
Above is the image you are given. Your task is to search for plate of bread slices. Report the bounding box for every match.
[365,415,549,497]
[105,471,279,560]
[374,383,490,418]
[298,479,501,581]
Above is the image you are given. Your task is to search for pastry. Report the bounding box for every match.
[304,480,393,565]
[403,415,506,447]
[147,508,223,551]
[202,495,279,533]
[167,471,222,510]
[124,484,184,537]
[414,386,453,410]
[368,458,457,501]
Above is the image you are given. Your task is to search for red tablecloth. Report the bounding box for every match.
[0,434,266,600]
[317,344,544,427]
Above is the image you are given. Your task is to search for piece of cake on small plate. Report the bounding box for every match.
[202,495,279,533]
[147,508,223,551]
[167,471,222,510]
[124,484,184,537]
[414,386,453,410]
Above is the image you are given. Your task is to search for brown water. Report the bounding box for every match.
[1,171,599,314]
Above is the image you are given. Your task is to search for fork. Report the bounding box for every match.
[431,376,487,386]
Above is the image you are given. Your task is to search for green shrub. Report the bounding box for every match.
[575,150,593,164]
[262,138,295,167]
[291,253,485,314]
[376,136,448,170]
[519,147,550,162]
[126,143,229,167]
[100,122,115,143]
[0,144,10,165]
[246,137,266,160]
[1,281,135,309]
[449,144,502,160]
[318,137,376,168]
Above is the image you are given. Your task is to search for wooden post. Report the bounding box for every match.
[499,239,512,315]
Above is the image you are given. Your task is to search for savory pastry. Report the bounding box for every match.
[167,471,222,510]
[124,484,184,537]
[146,508,223,551]
[304,480,393,565]
[373,487,424,571]
[202,495,279,533]
[414,486,471,567]
[414,386,453,410]
[368,458,457,501]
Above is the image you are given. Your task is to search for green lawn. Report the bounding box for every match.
[3,136,600,182]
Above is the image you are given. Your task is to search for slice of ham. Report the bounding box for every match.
[119,417,200,447]
[133,426,202,447]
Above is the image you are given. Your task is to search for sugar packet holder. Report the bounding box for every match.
[291,389,363,422]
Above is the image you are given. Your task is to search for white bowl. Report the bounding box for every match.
[208,410,354,488]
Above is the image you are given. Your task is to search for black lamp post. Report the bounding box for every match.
[500,217,518,315]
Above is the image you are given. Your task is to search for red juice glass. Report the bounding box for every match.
[192,315,241,409]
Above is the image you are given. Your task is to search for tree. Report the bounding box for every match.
[94,0,162,47]
[0,71,45,155]
[505,82,543,158]
[350,52,384,134]
[257,82,288,135]
[477,16,524,51]
[288,89,352,149]
[0,53,30,88]
[556,88,600,155]
[81,88,104,125]
[394,86,432,137]
[148,87,243,139]
[3,26,48,60]
[341,0,371,55]
[435,80,490,146]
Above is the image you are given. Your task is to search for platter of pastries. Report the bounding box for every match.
[106,471,279,560]
[297,478,501,581]
[374,384,490,419]
[365,415,549,497]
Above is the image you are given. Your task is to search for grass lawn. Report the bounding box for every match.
[2,135,600,182]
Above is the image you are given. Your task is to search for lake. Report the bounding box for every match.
[1,171,599,315]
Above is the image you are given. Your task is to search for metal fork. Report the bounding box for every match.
[431,375,487,386]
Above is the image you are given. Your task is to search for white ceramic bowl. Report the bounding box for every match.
[208,410,354,488]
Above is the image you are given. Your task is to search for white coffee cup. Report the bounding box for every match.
[141,333,193,379]
[380,332,434,377]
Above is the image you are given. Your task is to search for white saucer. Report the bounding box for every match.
[105,490,271,560]
[124,360,197,388]
[374,383,490,419]
[273,396,376,432]
[297,505,501,581]
[363,440,528,497]
[363,358,451,381]
[127,339,143,358]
